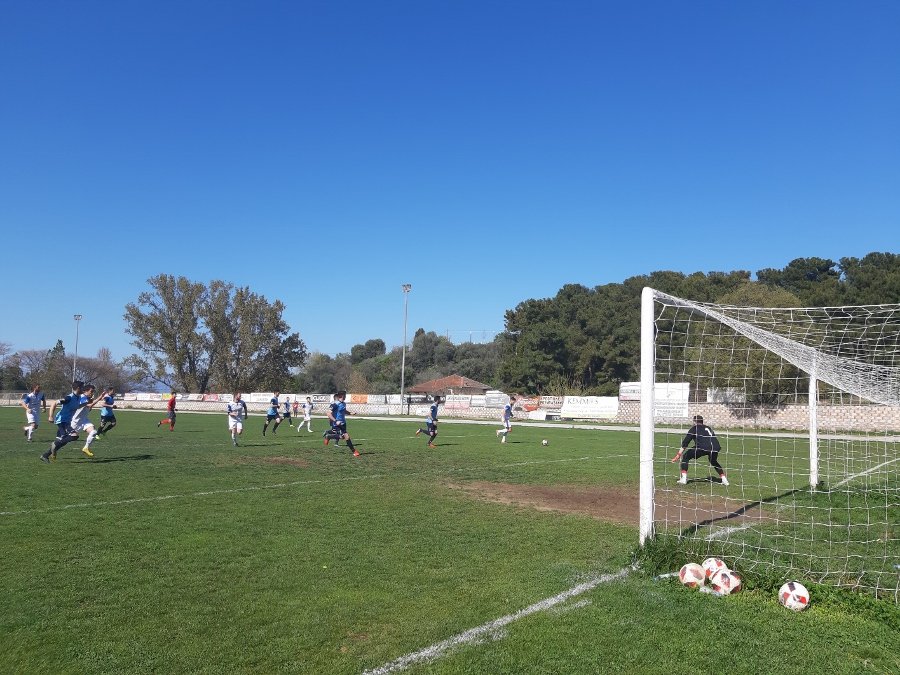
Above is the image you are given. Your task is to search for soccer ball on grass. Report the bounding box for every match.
[778,581,810,611]
[709,568,742,595]
[679,563,705,588]
[701,557,728,580]
[541,439,549,446]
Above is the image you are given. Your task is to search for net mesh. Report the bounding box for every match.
[648,290,899,600]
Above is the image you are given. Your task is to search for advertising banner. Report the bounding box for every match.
[470,395,486,407]
[539,395,564,410]
[250,392,274,403]
[653,383,690,418]
[136,393,161,401]
[484,390,510,408]
[560,396,619,419]
[349,393,368,404]
[444,394,471,410]
[619,382,641,401]
[312,394,333,403]
[366,405,390,415]
[123,393,137,401]
[187,393,204,401]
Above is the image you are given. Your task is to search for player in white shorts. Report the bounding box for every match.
[496,397,516,443]
[21,384,47,442]
[298,396,314,432]
[228,393,249,446]
[70,384,102,457]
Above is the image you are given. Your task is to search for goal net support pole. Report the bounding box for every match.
[639,286,655,545]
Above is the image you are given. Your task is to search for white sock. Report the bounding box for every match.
[86,430,97,446]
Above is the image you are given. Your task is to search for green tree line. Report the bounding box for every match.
[2,253,897,396]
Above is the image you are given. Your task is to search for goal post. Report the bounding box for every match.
[639,287,900,601]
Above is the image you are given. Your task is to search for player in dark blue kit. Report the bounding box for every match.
[416,397,441,448]
[263,391,283,436]
[324,390,359,457]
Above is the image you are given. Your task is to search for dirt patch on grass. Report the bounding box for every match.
[446,481,639,525]
[447,481,770,532]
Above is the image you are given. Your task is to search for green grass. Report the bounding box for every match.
[1,408,897,674]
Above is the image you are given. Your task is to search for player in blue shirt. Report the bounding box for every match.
[263,391,283,436]
[416,397,441,448]
[282,397,294,428]
[41,381,99,462]
[21,384,47,442]
[496,396,516,444]
[96,387,118,437]
[324,390,359,456]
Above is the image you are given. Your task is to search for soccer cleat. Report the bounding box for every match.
[352,450,360,457]
[678,474,687,484]
[232,438,238,447]
[40,453,50,463]
[157,421,161,428]
[415,429,421,436]
[82,446,94,458]
[324,438,329,446]
[428,443,436,449]
[721,475,730,486]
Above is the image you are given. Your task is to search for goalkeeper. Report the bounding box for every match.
[671,415,729,486]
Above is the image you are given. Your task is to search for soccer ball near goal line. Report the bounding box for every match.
[679,563,705,588]
[779,581,810,611]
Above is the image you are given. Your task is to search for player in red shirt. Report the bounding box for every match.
[158,391,177,431]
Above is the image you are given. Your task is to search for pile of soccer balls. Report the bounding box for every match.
[678,558,811,610]
[679,558,741,596]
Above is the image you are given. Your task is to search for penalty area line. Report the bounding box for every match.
[831,456,900,489]
[363,567,631,675]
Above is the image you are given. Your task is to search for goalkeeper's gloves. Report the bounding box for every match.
[670,449,684,463]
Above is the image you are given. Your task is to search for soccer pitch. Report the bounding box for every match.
[1,408,897,674]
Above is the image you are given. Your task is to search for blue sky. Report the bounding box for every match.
[2,0,898,362]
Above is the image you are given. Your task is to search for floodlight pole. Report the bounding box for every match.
[72,314,83,384]
[400,284,412,413]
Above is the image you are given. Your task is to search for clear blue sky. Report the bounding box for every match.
[2,0,898,362]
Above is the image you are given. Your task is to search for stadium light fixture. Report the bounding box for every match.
[73,314,83,384]
[400,284,412,411]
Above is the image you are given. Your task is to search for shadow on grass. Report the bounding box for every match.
[79,454,155,463]
[681,487,802,537]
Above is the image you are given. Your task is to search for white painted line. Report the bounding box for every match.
[1,453,626,517]
[705,523,754,541]
[831,456,900,488]
[0,474,384,517]
[363,567,630,675]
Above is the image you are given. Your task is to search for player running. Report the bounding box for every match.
[416,397,441,448]
[263,391,283,436]
[671,415,729,486]
[324,390,359,456]
[72,384,102,457]
[21,384,47,442]
[228,393,249,446]
[41,381,98,462]
[298,396,313,433]
[282,397,294,428]
[496,396,516,443]
[96,387,118,438]
[158,391,177,431]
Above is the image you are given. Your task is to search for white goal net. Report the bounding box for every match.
[639,287,899,600]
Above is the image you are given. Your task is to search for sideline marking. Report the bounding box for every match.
[363,567,631,675]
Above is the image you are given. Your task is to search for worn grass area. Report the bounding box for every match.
[1,408,897,674]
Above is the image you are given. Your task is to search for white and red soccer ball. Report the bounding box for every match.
[679,563,706,588]
[701,557,728,580]
[709,568,742,595]
[779,581,811,611]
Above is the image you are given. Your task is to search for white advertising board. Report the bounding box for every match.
[560,396,619,419]
[444,395,471,410]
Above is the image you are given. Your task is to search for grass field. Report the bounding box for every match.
[1,407,898,674]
